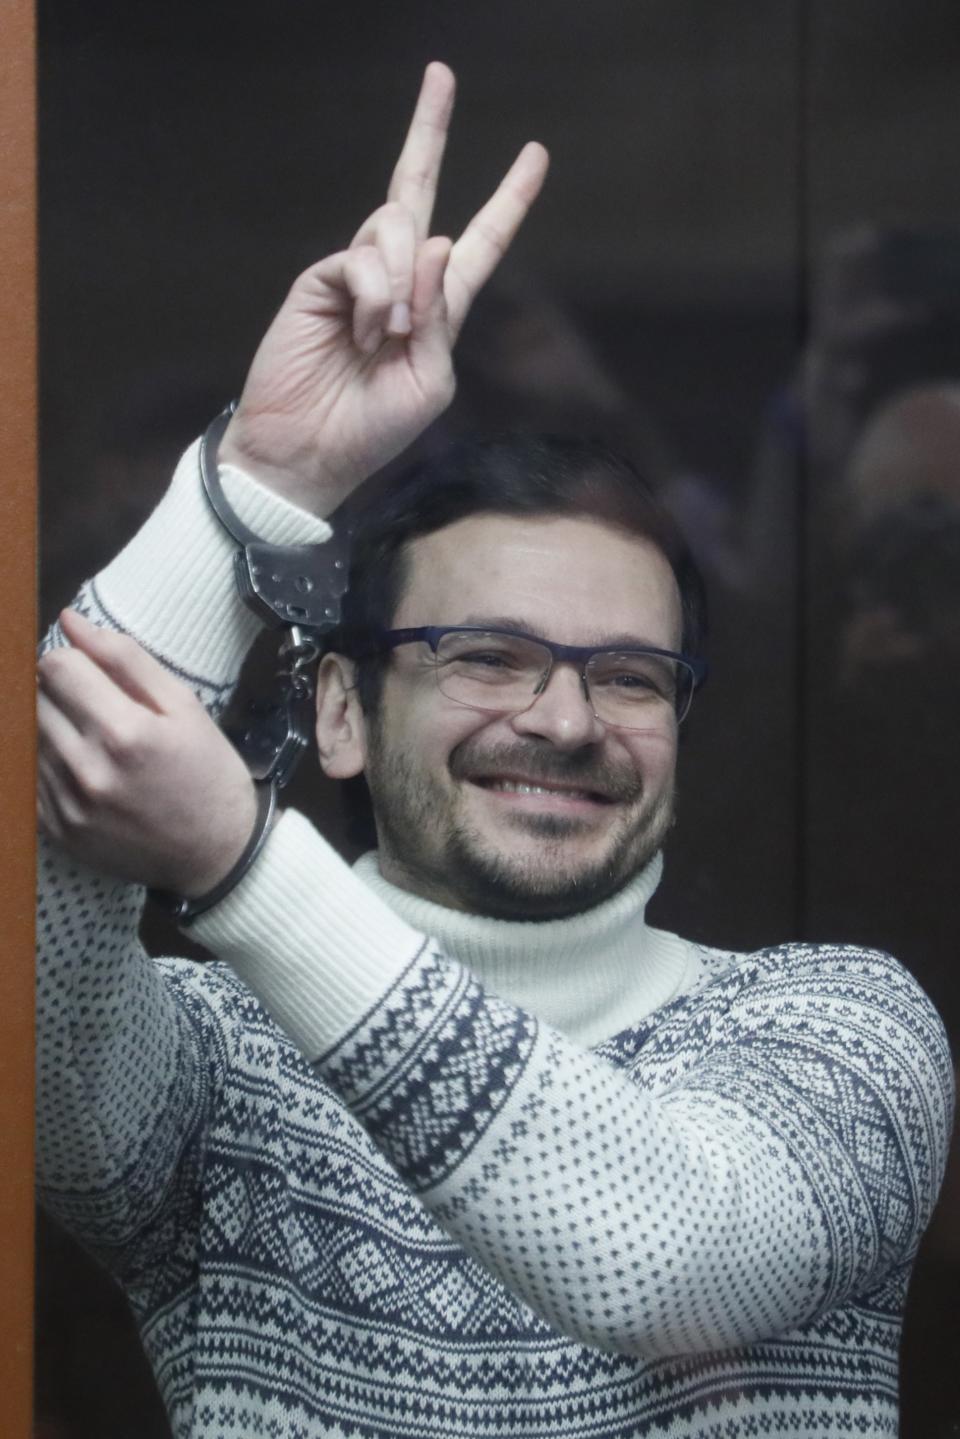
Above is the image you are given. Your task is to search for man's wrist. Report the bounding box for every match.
[220,415,358,519]
[149,778,275,923]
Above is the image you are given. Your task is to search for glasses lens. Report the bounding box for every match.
[434,631,550,711]
[586,652,695,726]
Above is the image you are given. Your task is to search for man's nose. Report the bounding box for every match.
[508,664,605,749]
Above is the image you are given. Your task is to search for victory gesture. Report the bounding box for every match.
[220,62,549,514]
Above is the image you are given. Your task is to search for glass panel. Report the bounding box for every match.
[38,4,957,1435]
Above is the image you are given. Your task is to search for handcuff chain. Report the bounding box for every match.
[278,624,320,700]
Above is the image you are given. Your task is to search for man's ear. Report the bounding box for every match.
[315,653,368,779]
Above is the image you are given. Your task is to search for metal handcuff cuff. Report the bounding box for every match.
[150,403,351,924]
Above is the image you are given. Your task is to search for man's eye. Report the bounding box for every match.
[598,669,666,697]
[451,648,517,669]
[610,670,659,690]
[592,659,676,700]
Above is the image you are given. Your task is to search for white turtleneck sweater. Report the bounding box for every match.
[350,851,703,1047]
[36,442,953,1439]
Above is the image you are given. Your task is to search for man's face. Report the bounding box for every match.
[353,513,683,919]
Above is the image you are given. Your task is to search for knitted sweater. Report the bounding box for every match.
[37,444,954,1439]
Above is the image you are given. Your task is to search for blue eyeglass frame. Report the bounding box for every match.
[363,625,708,721]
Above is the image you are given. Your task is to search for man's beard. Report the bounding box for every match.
[364,730,675,920]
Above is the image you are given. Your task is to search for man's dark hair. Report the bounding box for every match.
[333,431,707,713]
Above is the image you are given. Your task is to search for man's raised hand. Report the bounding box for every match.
[219,62,549,514]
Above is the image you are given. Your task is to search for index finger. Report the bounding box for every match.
[54,610,187,716]
[386,61,456,241]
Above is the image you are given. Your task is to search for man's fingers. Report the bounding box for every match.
[409,235,453,363]
[38,645,147,752]
[385,61,455,241]
[302,244,395,354]
[444,140,550,338]
[411,236,452,317]
[37,689,84,776]
[37,764,77,842]
[405,236,456,414]
[37,688,116,828]
[342,246,395,354]
[349,203,416,337]
[56,610,183,715]
[39,611,192,761]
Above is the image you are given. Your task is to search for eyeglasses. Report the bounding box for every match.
[364,625,707,728]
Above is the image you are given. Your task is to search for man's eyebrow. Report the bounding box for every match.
[454,616,674,650]
[457,614,549,636]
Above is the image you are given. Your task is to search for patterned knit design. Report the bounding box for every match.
[316,942,947,1362]
[40,579,234,719]
[37,872,952,1437]
[321,947,539,1192]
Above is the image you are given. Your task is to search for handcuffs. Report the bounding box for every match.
[149,403,351,923]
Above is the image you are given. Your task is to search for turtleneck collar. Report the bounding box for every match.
[352,850,699,1047]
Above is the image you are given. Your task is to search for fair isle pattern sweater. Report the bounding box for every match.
[37,445,954,1438]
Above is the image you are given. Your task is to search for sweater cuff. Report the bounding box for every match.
[95,440,333,686]
[192,809,425,1061]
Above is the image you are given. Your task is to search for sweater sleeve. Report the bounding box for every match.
[196,809,955,1359]
[36,441,331,1274]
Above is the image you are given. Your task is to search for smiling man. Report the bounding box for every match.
[36,64,952,1439]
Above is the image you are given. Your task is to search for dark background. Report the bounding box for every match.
[37,2,960,1434]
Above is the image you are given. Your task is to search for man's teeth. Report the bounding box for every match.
[490,780,592,798]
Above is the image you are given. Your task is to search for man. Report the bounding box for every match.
[37,63,952,1439]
